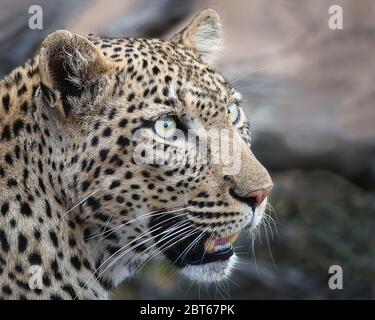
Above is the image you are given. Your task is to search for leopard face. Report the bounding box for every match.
[38,9,272,288]
[0,9,272,298]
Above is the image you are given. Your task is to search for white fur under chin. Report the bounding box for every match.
[180,254,238,283]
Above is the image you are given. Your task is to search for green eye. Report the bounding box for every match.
[227,103,241,125]
[153,117,177,139]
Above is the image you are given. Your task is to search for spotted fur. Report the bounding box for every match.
[0,9,272,299]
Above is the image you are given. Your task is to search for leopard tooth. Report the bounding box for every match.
[204,239,216,253]
[228,232,240,244]
[204,232,240,253]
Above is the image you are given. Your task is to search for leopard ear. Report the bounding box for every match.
[39,30,114,117]
[170,9,222,65]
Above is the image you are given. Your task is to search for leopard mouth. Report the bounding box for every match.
[182,233,239,265]
[149,214,240,267]
[161,231,239,267]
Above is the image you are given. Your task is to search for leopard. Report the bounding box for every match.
[0,9,273,299]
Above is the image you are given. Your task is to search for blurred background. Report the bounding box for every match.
[1,0,374,299]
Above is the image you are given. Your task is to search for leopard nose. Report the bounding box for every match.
[229,185,273,209]
[246,186,273,209]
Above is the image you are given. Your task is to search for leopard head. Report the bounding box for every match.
[38,9,272,289]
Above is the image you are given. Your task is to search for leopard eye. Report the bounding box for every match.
[227,103,241,126]
[153,116,177,139]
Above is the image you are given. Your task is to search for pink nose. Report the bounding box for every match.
[246,185,273,208]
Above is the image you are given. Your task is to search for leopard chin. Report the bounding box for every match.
[180,254,238,283]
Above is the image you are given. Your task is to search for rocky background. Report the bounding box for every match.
[1,0,374,299]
